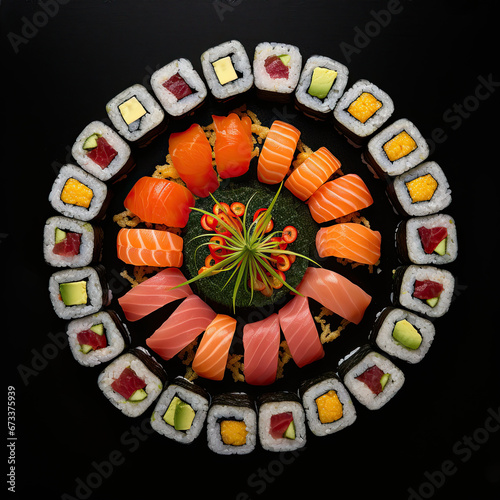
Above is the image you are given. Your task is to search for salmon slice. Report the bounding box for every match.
[123,176,195,228]
[192,314,237,381]
[116,228,184,267]
[296,267,371,325]
[257,120,301,184]
[278,295,324,367]
[243,313,280,386]
[307,173,373,223]
[316,223,381,265]
[284,147,341,201]
[118,268,193,322]
[212,113,253,179]
[169,123,219,197]
[146,294,216,360]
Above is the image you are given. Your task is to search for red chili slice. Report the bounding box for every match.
[230,202,245,217]
[213,202,233,216]
[282,225,298,244]
[276,254,291,272]
[253,209,273,233]
[270,236,287,251]
[208,235,226,259]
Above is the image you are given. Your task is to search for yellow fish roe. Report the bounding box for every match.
[383,131,417,162]
[315,390,343,423]
[405,174,438,203]
[347,92,382,123]
[220,420,247,446]
[60,178,93,208]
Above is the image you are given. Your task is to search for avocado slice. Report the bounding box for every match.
[380,373,391,391]
[128,389,147,402]
[308,67,337,99]
[59,281,87,306]
[82,133,100,150]
[163,396,181,426]
[392,319,422,350]
[90,323,104,336]
[278,54,291,66]
[174,401,195,431]
[284,420,296,440]
[434,237,447,256]
[54,228,66,244]
[426,296,440,308]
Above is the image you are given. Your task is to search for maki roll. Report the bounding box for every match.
[295,55,349,120]
[253,42,302,102]
[151,376,210,444]
[43,216,103,268]
[396,213,458,265]
[392,265,455,318]
[370,307,435,364]
[388,161,452,217]
[48,265,111,319]
[106,84,166,146]
[206,392,257,455]
[338,345,405,410]
[151,58,207,118]
[97,347,166,418]
[257,392,306,452]
[48,164,110,222]
[200,40,253,102]
[333,79,394,146]
[299,372,357,436]
[71,121,134,182]
[364,118,429,178]
[66,309,130,367]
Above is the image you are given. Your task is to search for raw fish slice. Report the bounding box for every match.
[243,314,280,386]
[192,314,237,380]
[116,228,184,267]
[316,223,381,265]
[278,295,324,367]
[123,176,194,228]
[307,174,373,223]
[146,295,216,360]
[169,123,219,197]
[118,268,193,322]
[296,267,371,325]
[212,113,253,179]
[284,147,341,201]
[257,121,301,184]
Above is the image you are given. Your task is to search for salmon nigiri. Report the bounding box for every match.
[278,295,324,368]
[296,267,371,325]
[284,146,341,201]
[243,313,280,386]
[116,228,184,267]
[146,294,216,360]
[169,123,219,197]
[316,223,381,265]
[118,268,193,322]
[192,314,237,381]
[307,173,373,223]
[257,120,301,184]
[123,176,194,228]
[212,113,253,179]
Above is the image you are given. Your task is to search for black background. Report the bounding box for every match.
[2,1,499,499]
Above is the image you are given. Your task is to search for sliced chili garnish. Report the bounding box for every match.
[276,254,291,272]
[213,202,233,217]
[270,236,287,251]
[253,209,273,233]
[230,202,245,217]
[201,214,212,231]
[267,270,285,289]
[282,225,298,244]
[205,254,219,267]
[208,235,226,259]
[214,212,234,237]
[249,277,265,292]
[198,266,209,275]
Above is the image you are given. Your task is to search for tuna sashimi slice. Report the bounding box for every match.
[278,294,324,368]
[118,268,193,322]
[192,314,237,381]
[243,313,280,386]
[296,267,371,325]
[146,294,216,360]
[111,367,146,400]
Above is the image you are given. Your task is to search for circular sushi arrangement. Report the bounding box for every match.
[43,39,457,455]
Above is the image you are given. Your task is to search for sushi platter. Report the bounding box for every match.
[4,1,496,499]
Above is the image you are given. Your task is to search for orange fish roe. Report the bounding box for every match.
[60,178,93,208]
[383,131,417,162]
[220,420,247,446]
[405,173,438,203]
[315,390,343,423]
[347,92,382,123]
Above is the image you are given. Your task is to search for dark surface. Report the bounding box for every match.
[2,1,498,499]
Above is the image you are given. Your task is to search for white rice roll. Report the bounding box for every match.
[97,348,166,418]
[43,216,103,268]
[151,58,207,117]
[200,40,253,100]
[371,307,436,364]
[66,310,130,367]
[48,164,109,221]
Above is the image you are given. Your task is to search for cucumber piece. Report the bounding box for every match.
[90,323,104,336]
[128,389,147,402]
[426,296,440,308]
[83,133,100,150]
[54,228,66,244]
[380,373,391,390]
[284,420,296,439]
[278,54,291,66]
[434,237,447,256]
[80,344,93,354]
